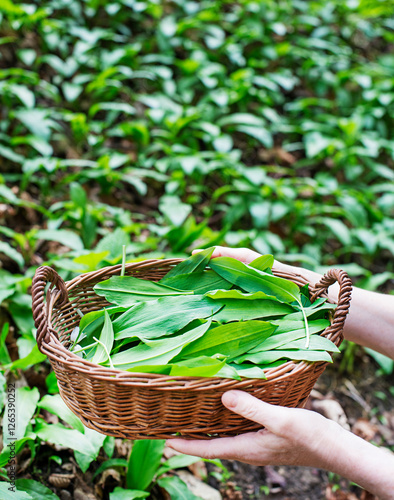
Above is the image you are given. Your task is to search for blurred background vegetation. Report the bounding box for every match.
[0,0,393,498]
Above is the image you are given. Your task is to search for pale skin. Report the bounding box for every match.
[167,246,394,499]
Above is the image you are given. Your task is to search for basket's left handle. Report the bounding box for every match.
[32,266,69,352]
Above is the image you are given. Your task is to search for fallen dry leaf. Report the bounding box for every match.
[352,418,379,442]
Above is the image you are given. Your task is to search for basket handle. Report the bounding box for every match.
[32,266,69,351]
[310,269,352,346]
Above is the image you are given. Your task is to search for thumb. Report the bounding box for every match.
[222,390,294,434]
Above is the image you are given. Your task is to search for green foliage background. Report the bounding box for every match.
[0,0,394,497]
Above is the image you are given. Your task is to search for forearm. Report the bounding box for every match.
[318,422,394,499]
[273,261,394,359]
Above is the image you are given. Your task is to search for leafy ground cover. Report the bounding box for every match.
[0,0,394,498]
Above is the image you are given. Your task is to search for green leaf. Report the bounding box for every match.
[73,251,111,272]
[34,420,104,463]
[45,371,59,394]
[0,437,35,469]
[209,258,311,345]
[206,289,277,301]
[113,296,220,341]
[91,310,114,365]
[161,270,232,294]
[237,125,273,148]
[92,458,128,479]
[4,387,39,441]
[0,371,6,413]
[73,426,106,472]
[94,275,192,307]
[211,298,295,323]
[34,229,84,251]
[112,319,212,370]
[0,322,12,365]
[0,241,24,268]
[277,335,339,352]
[249,254,275,271]
[169,356,226,377]
[364,347,394,375]
[177,320,276,362]
[109,488,149,500]
[239,349,333,365]
[0,287,15,306]
[126,439,165,491]
[156,454,202,477]
[15,479,60,500]
[158,476,203,500]
[161,248,214,281]
[228,364,267,379]
[209,258,301,302]
[242,319,331,356]
[159,195,192,227]
[0,482,32,500]
[37,394,84,433]
[95,228,130,259]
[5,344,46,371]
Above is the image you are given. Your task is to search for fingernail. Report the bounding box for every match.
[222,391,238,408]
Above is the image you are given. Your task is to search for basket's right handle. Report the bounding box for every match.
[32,266,69,351]
[310,269,352,346]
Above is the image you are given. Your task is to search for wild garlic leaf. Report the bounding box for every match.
[227,363,267,379]
[176,320,276,362]
[277,335,339,352]
[215,363,242,380]
[161,270,232,294]
[94,275,192,307]
[241,319,330,356]
[160,247,214,282]
[206,289,279,301]
[282,302,336,321]
[248,254,274,272]
[238,348,333,365]
[113,295,221,341]
[110,319,211,369]
[126,356,227,377]
[209,257,301,302]
[91,310,114,365]
[211,299,295,323]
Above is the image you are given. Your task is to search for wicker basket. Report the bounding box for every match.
[32,260,352,439]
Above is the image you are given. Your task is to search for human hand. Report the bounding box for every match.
[167,390,337,468]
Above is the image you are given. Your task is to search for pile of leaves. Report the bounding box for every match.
[74,249,337,377]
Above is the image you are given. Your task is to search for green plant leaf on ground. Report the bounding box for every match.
[37,394,84,433]
[158,476,204,500]
[126,439,165,491]
[0,482,32,500]
[109,488,149,500]
[15,479,60,500]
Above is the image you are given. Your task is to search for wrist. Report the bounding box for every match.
[317,421,394,499]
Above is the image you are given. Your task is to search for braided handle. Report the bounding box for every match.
[32,266,69,352]
[310,269,352,346]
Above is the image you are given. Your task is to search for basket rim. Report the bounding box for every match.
[34,259,352,386]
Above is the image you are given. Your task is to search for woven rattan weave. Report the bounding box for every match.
[32,260,352,439]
